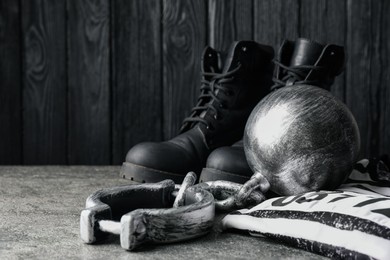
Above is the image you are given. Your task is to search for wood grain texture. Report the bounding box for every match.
[208,0,253,51]
[346,0,386,158]
[378,0,390,156]
[254,0,299,49]
[21,0,67,164]
[365,0,390,157]
[68,0,110,164]
[1,0,390,165]
[162,0,207,139]
[0,0,21,164]
[299,0,347,102]
[111,0,162,164]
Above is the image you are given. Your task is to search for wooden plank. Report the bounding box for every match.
[21,0,67,164]
[0,0,22,164]
[68,0,110,164]
[378,0,390,156]
[111,0,162,164]
[254,0,300,49]
[208,0,253,51]
[300,0,347,102]
[346,0,386,158]
[162,0,207,139]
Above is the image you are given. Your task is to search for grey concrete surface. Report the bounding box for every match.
[0,166,327,259]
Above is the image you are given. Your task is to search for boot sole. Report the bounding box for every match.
[120,162,186,184]
[199,167,251,184]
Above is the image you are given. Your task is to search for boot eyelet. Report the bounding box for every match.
[242,46,247,52]
[206,124,215,131]
[219,103,224,109]
[213,114,222,120]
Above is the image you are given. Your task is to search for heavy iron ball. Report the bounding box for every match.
[243,84,361,196]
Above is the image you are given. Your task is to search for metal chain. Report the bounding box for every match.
[175,172,266,211]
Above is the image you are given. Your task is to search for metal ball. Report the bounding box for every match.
[244,84,361,196]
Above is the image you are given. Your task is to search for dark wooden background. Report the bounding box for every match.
[0,0,389,165]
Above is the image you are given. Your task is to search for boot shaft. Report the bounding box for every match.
[220,41,274,109]
[181,41,274,148]
[273,38,345,91]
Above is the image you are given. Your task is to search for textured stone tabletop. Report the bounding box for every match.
[0,166,327,259]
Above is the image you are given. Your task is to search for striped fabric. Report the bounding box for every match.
[222,159,390,259]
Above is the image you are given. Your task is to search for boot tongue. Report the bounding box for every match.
[222,41,241,73]
[289,39,324,66]
[196,43,241,123]
[196,46,223,124]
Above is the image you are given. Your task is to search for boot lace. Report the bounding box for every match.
[180,64,242,132]
[271,60,325,91]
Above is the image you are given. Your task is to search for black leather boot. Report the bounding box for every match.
[199,38,345,184]
[120,41,274,183]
